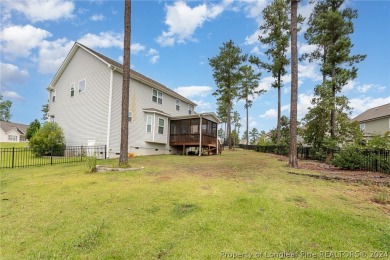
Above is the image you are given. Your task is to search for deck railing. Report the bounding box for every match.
[170,134,217,146]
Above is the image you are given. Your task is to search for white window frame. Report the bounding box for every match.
[70,83,75,97]
[128,111,133,122]
[146,115,153,133]
[176,100,180,111]
[360,123,365,131]
[152,89,163,104]
[188,104,193,115]
[79,79,86,93]
[51,90,56,103]
[50,115,55,123]
[8,135,17,141]
[158,117,165,135]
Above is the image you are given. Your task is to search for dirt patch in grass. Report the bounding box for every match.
[269,154,390,186]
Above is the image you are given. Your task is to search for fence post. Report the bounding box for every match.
[104,145,107,159]
[11,147,15,168]
[81,146,83,162]
[50,146,53,165]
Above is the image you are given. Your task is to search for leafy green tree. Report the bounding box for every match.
[232,111,242,135]
[218,128,225,140]
[365,133,390,150]
[30,122,65,156]
[238,65,265,145]
[209,40,247,149]
[231,129,240,147]
[26,119,41,140]
[249,128,260,145]
[259,0,291,144]
[41,103,49,121]
[0,94,12,122]
[258,130,272,146]
[270,115,291,145]
[303,0,366,139]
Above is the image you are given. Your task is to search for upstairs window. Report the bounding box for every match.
[152,89,163,104]
[188,104,193,115]
[176,100,180,111]
[128,111,133,122]
[70,83,75,97]
[146,116,153,133]
[50,115,55,122]
[79,79,86,93]
[158,118,165,134]
[360,123,365,131]
[51,90,56,102]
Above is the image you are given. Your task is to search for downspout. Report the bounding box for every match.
[199,114,202,157]
[216,121,219,155]
[106,65,115,158]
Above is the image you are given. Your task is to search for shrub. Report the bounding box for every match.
[85,156,97,173]
[29,122,65,157]
[332,146,364,170]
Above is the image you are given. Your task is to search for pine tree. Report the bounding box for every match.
[303,0,366,143]
[289,0,299,168]
[119,0,131,166]
[209,40,247,149]
[238,65,265,145]
[259,0,290,145]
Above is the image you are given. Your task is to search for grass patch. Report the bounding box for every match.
[372,189,389,205]
[1,150,389,258]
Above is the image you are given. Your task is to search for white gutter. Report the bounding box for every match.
[216,121,219,155]
[106,65,115,158]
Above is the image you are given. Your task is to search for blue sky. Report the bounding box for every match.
[1,0,389,134]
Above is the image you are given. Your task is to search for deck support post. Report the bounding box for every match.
[199,116,202,157]
[182,145,185,155]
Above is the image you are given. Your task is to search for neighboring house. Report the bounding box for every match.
[0,121,28,143]
[352,103,390,137]
[47,42,220,157]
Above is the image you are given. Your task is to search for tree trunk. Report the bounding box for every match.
[227,104,232,149]
[330,65,336,138]
[119,0,131,166]
[246,98,249,146]
[289,0,298,168]
[276,73,281,145]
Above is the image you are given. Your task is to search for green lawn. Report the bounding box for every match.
[1,150,389,259]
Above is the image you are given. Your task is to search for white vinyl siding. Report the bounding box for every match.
[158,118,165,134]
[79,79,86,93]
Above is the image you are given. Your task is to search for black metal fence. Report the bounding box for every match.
[0,145,106,169]
[239,144,390,174]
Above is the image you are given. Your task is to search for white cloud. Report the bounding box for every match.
[38,38,74,74]
[131,43,146,54]
[0,62,29,87]
[174,86,212,98]
[157,1,230,46]
[357,84,372,93]
[298,44,317,56]
[342,80,356,92]
[78,32,123,49]
[90,14,105,21]
[298,61,322,82]
[1,90,23,100]
[259,109,277,119]
[192,99,212,112]
[258,76,275,92]
[0,24,52,57]
[147,48,159,64]
[349,96,390,118]
[297,93,314,120]
[2,0,74,22]
[250,46,263,55]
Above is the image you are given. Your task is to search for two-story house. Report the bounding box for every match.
[352,103,390,138]
[47,42,220,157]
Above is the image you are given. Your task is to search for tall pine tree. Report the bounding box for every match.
[209,40,246,149]
[259,0,290,145]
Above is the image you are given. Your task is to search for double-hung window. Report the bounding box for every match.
[51,90,56,102]
[146,116,153,133]
[176,100,180,111]
[70,83,75,97]
[188,104,193,115]
[152,89,163,104]
[79,79,86,93]
[128,111,133,122]
[158,118,165,134]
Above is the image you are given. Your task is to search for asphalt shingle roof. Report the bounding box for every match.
[352,103,390,122]
[0,121,28,134]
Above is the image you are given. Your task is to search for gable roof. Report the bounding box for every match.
[48,42,197,106]
[352,103,390,123]
[0,121,28,135]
